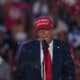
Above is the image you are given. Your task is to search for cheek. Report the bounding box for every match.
[37,32,43,39]
[38,30,53,38]
[47,32,53,37]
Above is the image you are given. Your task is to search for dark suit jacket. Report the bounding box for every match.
[16,39,75,80]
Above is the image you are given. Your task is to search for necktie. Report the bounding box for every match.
[44,44,53,80]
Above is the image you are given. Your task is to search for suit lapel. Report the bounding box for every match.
[53,39,56,65]
[26,40,42,80]
[53,39,63,80]
[32,40,41,71]
[53,39,62,65]
[53,40,63,64]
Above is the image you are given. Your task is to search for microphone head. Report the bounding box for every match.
[42,40,49,50]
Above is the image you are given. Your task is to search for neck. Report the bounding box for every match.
[38,38,53,44]
[47,40,53,44]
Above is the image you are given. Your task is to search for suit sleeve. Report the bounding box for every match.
[62,43,75,80]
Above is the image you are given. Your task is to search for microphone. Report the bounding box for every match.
[42,40,49,50]
[42,40,49,55]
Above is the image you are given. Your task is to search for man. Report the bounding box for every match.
[16,16,75,80]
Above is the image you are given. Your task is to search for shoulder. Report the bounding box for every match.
[19,39,39,48]
[54,39,71,57]
[17,39,40,54]
[54,39,70,49]
[17,39,40,59]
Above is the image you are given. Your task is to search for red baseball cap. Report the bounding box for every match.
[34,16,54,31]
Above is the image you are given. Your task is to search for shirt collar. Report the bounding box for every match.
[49,40,53,48]
[40,40,53,48]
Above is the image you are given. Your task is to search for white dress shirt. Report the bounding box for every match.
[40,40,53,80]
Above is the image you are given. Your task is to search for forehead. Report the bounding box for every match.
[38,29,53,32]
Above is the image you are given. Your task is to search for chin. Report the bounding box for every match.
[45,40,51,44]
[40,38,52,43]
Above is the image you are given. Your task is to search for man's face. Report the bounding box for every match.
[37,29,53,43]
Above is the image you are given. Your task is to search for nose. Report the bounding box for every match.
[42,30,48,35]
[42,31,48,37]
